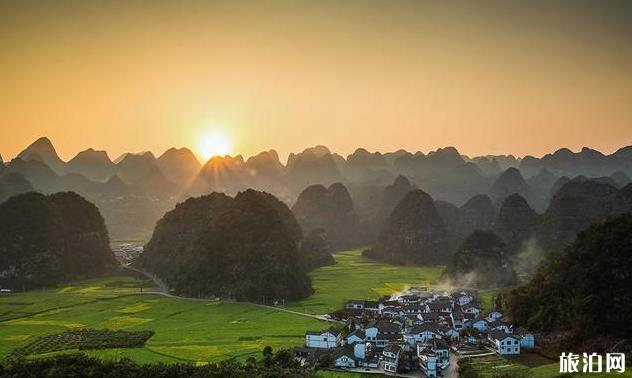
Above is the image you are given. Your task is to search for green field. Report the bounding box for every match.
[0,275,326,363]
[287,249,445,315]
[0,250,503,366]
[0,250,444,364]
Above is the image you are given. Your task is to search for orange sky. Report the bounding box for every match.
[1,0,632,163]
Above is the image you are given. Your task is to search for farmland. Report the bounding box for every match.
[0,250,479,365]
[0,275,326,363]
[287,249,445,315]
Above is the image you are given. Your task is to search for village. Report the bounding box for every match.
[295,288,535,377]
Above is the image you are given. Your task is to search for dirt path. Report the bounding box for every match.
[121,265,168,293]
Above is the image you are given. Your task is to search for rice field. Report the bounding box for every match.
[287,249,445,315]
[0,250,463,365]
[0,276,326,363]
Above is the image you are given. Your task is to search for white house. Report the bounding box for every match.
[382,344,401,373]
[471,315,488,331]
[418,347,439,377]
[442,326,460,341]
[399,294,420,304]
[346,329,365,345]
[488,320,513,334]
[515,328,535,348]
[363,300,382,314]
[334,349,356,368]
[453,291,474,306]
[305,328,341,349]
[406,323,442,345]
[345,300,364,311]
[461,302,481,316]
[488,330,521,355]
[354,342,367,359]
[487,309,503,322]
[418,339,449,364]
[364,321,379,342]
[450,311,465,330]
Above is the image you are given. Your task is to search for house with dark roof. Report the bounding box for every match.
[346,329,365,345]
[461,302,481,316]
[426,301,452,313]
[334,346,357,368]
[489,319,513,334]
[383,344,401,373]
[417,345,439,377]
[399,294,420,304]
[363,300,381,313]
[487,309,503,322]
[406,322,443,344]
[488,329,520,355]
[471,315,488,331]
[450,310,465,330]
[345,300,365,310]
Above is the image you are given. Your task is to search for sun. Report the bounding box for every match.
[197,130,233,160]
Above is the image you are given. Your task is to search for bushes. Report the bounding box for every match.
[9,329,154,359]
[0,347,309,377]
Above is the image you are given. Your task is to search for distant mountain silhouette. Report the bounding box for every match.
[67,148,116,181]
[489,167,537,209]
[116,152,158,184]
[156,148,201,185]
[188,155,250,196]
[17,137,66,174]
[4,137,632,245]
[436,194,495,249]
[286,146,342,191]
[520,146,632,178]
[5,158,63,193]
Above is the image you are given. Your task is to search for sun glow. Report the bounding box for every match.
[197,130,233,160]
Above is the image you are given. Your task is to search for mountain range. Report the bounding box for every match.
[2,137,632,241]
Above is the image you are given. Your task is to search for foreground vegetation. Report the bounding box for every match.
[0,348,309,377]
[8,329,154,360]
[506,214,632,350]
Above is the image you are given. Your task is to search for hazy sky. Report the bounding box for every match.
[1,0,631,162]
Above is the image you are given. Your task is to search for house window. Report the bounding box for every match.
[514,340,518,345]
[323,337,327,341]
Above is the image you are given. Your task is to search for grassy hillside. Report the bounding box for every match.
[0,276,326,363]
[287,250,445,315]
